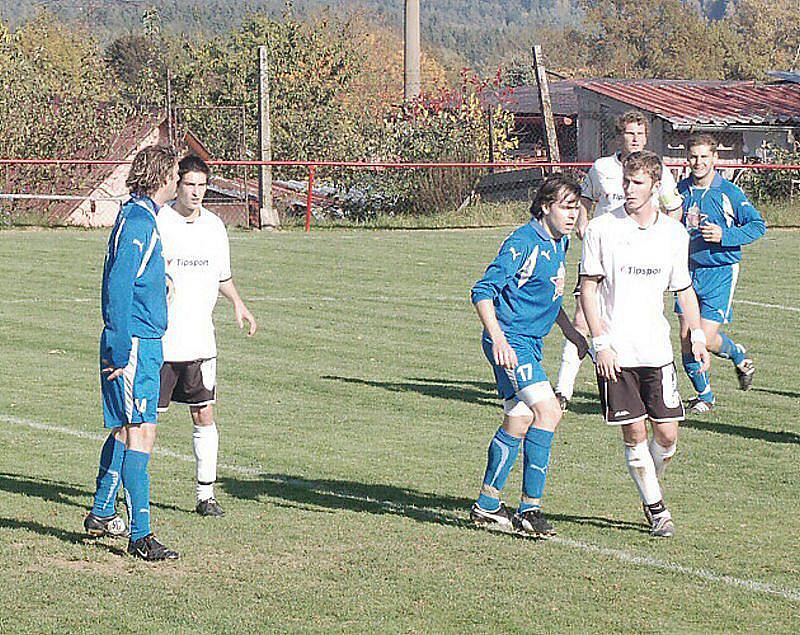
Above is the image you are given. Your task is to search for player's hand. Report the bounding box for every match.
[693,342,711,373]
[234,302,257,336]
[699,222,722,243]
[595,349,621,382]
[492,335,517,370]
[102,367,124,381]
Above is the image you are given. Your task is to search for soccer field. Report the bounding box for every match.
[0,227,797,633]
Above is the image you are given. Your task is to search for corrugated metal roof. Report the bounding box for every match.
[579,79,800,127]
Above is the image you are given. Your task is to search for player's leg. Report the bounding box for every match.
[678,308,715,412]
[119,337,178,561]
[555,268,587,409]
[513,381,562,538]
[472,334,530,529]
[191,403,223,516]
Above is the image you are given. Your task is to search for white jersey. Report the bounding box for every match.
[157,204,231,361]
[581,153,682,218]
[581,206,691,368]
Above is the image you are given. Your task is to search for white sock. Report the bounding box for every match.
[555,339,582,400]
[624,440,663,505]
[648,438,677,480]
[193,423,219,502]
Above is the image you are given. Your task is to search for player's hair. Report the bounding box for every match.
[126,145,179,197]
[686,132,718,154]
[529,173,581,219]
[615,110,650,137]
[622,150,662,183]
[178,154,212,181]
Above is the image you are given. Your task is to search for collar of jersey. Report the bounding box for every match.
[131,195,159,217]
[691,171,723,190]
[528,217,556,242]
[166,201,206,223]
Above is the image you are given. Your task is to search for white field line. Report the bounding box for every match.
[2,296,798,312]
[1,413,798,603]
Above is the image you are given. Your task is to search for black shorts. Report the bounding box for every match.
[158,359,217,411]
[597,363,684,425]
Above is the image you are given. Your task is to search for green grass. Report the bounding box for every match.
[0,227,797,633]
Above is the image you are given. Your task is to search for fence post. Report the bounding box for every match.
[305,165,315,233]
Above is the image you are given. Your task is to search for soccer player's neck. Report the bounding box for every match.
[692,170,716,188]
[174,200,201,221]
[625,202,657,228]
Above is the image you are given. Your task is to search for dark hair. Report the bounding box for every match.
[126,145,179,196]
[622,150,662,183]
[687,132,718,154]
[529,173,581,219]
[178,155,211,181]
[615,110,650,137]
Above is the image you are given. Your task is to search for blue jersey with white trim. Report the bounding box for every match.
[471,219,568,338]
[101,195,167,368]
[678,172,765,268]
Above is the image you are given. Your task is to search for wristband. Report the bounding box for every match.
[690,328,707,345]
[592,334,612,352]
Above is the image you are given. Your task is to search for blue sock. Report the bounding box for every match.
[716,332,746,366]
[682,352,714,403]
[91,434,125,517]
[122,449,152,542]
[519,427,554,513]
[477,427,522,511]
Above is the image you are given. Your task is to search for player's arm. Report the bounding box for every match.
[659,166,683,220]
[102,219,147,379]
[575,196,593,240]
[555,308,589,359]
[219,279,257,336]
[474,299,516,370]
[720,188,766,246]
[675,287,711,372]
[579,275,619,381]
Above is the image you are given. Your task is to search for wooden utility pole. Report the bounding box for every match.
[404,0,421,101]
[532,45,561,168]
[258,45,279,229]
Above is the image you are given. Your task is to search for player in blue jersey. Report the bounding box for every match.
[675,133,766,413]
[469,173,581,537]
[83,145,181,561]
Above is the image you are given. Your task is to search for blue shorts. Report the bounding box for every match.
[675,264,739,324]
[481,331,549,402]
[100,333,162,428]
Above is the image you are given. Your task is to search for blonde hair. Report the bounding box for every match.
[126,145,179,197]
[615,110,650,137]
[622,150,662,183]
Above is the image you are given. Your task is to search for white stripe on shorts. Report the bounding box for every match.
[123,337,139,423]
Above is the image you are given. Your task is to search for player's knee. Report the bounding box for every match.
[532,398,562,431]
[191,404,214,426]
[653,426,678,448]
[503,399,534,434]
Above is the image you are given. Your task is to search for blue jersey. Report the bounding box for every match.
[101,196,167,369]
[471,219,568,338]
[678,172,765,268]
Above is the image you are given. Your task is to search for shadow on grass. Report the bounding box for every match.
[751,387,800,400]
[0,472,193,514]
[219,473,648,535]
[681,418,800,445]
[322,375,603,415]
[0,517,127,556]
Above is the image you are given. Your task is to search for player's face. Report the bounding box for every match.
[177,170,208,211]
[541,189,579,238]
[621,122,647,155]
[688,144,717,181]
[622,169,658,213]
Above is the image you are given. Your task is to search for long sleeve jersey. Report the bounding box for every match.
[678,172,766,268]
[100,195,168,369]
[471,219,568,338]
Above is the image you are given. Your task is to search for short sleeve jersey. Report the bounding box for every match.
[471,219,568,339]
[581,206,691,367]
[582,153,682,218]
[157,204,232,361]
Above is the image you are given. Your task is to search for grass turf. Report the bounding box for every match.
[0,227,797,633]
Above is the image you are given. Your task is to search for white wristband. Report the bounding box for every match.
[592,334,612,352]
[690,328,707,345]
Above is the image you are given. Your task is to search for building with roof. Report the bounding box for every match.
[575,79,800,162]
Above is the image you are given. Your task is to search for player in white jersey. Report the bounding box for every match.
[579,151,709,537]
[555,110,683,411]
[157,155,257,517]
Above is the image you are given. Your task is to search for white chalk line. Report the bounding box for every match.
[0,412,798,603]
[1,296,798,312]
